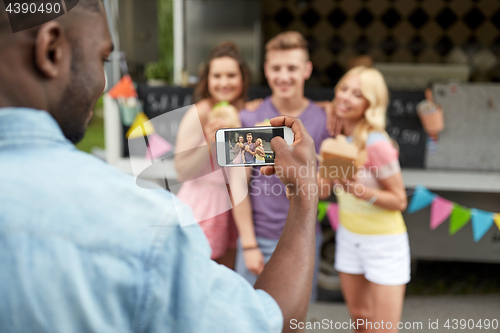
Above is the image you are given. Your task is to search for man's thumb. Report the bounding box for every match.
[270,136,288,155]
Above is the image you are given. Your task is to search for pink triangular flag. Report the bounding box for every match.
[430,196,453,230]
[327,203,339,231]
[146,133,173,160]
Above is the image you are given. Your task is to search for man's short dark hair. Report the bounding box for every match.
[247,133,252,136]
[265,31,309,61]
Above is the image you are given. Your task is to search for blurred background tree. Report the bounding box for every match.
[145,0,173,83]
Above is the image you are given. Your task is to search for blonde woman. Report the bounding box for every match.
[254,138,265,164]
[321,67,409,332]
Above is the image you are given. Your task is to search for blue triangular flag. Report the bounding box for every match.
[407,185,436,213]
[471,209,494,242]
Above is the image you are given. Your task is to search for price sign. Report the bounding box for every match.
[386,91,427,168]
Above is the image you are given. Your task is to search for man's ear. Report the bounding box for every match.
[35,21,69,78]
[304,61,313,80]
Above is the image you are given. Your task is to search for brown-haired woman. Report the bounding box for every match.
[175,42,252,268]
[233,135,245,164]
[194,42,251,109]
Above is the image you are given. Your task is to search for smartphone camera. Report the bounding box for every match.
[216,126,293,167]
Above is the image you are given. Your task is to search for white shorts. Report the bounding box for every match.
[334,225,411,286]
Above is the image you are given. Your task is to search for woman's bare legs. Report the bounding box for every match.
[340,273,372,332]
[340,273,406,332]
[369,283,406,332]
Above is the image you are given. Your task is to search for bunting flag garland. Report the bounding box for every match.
[430,197,453,230]
[327,203,339,231]
[108,75,137,99]
[126,112,155,139]
[449,204,471,235]
[471,209,495,243]
[317,201,329,222]
[146,133,173,160]
[109,75,170,159]
[495,214,500,230]
[319,185,500,243]
[117,98,140,127]
[407,185,436,213]
[404,185,500,242]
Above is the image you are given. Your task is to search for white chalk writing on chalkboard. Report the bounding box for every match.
[147,93,193,113]
[391,99,417,117]
[388,127,421,146]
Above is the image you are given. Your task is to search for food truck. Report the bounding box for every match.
[103,0,500,276]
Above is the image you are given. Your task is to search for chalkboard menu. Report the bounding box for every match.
[128,85,426,168]
[122,85,194,157]
[386,91,427,168]
[138,84,194,116]
[138,85,193,140]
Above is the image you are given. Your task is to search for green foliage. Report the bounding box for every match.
[145,60,170,81]
[76,115,104,153]
[94,95,104,110]
[157,0,173,83]
[76,96,105,153]
[144,0,173,82]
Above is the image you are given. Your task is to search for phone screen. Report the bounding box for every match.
[223,127,284,166]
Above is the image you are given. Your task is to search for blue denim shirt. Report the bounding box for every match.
[0,108,283,333]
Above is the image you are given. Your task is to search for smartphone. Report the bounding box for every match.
[216,126,294,167]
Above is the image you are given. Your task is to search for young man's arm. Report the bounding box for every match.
[244,145,257,156]
[253,116,318,331]
[229,167,265,275]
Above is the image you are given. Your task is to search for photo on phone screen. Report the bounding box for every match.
[225,128,283,165]
[216,126,292,167]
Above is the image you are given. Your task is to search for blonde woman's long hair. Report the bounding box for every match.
[334,66,389,149]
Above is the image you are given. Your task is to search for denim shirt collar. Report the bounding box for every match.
[0,108,72,148]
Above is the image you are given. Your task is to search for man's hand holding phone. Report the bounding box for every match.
[252,116,319,326]
[260,116,317,198]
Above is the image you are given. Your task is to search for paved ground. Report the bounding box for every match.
[301,295,500,333]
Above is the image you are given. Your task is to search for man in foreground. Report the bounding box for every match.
[0,1,318,332]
